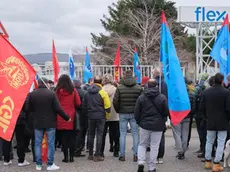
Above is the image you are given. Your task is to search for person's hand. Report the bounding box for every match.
[68,118,71,122]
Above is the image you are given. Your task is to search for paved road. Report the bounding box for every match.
[0,129,226,172]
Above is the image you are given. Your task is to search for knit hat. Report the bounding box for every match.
[73,79,82,87]
[141,76,149,85]
[227,74,230,82]
[102,74,114,85]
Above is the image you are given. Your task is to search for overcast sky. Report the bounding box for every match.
[0,0,229,55]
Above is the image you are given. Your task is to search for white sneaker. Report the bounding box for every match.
[47,164,60,171]
[4,160,12,166]
[36,165,42,171]
[158,158,163,164]
[18,160,30,167]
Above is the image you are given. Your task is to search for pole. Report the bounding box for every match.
[159,61,162,93]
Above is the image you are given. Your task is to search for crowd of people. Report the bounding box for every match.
[0,68,230,172]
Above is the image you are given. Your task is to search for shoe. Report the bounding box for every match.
[69,157,74,163]
[176,153,185,160]
[4,160,12,166]
[47,163,60,171]
[88,155,94,160]
[137,164,144,172]
[158,158,163,164]
[133,155,138,162]
[212,163,224,172]
[62,157,68,163]
[94,156,104,162]
[119,156,125,162]
[204,160,212,170]
[198,153,205,158]
[36,165,42,171]
[113,152,119,157]
[18,160,30,167]
[155,159,159,164]
[25,148,32,153]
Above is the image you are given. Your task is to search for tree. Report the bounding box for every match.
[91,0,195,65]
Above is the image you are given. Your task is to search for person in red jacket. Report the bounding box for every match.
[55,75,81,163]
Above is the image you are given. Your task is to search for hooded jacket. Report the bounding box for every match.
[103,83,119,121]
[113,76,142,114]
[56,89,81,130]
[83,84,111,120]
[134,87,169,131]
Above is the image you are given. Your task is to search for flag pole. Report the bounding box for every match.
[159,61,162,93]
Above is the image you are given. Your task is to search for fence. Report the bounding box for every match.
[33,64,185,82]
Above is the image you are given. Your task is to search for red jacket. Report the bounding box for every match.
[56,89,81,130]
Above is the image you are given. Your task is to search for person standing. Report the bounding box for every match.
[2,97,30,167]
[101,74,120,157]
[171,80,195,160]
[28,78,70,171]
[55,75,81,163]
[200,73,230,171]
[73,79,87,157]
[83,76,111,162]
[135,79,169,172]
[113,70,142,162]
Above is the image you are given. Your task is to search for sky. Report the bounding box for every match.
[0,0,229,55]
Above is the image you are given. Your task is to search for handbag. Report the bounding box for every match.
[73,90,81,131]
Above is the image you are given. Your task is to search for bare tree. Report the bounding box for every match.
[94,0,194,65]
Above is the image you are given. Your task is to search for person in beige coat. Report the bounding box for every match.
[101,74,120,157]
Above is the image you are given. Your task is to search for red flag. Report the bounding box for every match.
[114,43,121,82]
[0,21,9,39]
[52,40,60,83]
[42,133,48,162]
[0,35,36,141]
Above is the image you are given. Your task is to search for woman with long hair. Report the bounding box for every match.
[55,74,81,163]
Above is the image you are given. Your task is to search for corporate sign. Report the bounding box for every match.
[177,6,230,22]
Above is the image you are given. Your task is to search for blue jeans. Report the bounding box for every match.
[119,114,139,157]
[35,128,56,166]
[205,130,227,163]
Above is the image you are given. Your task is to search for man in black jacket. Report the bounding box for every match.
[113,70,142,162]
[200,73,230,171]
[28,78,70,171]
[73,79,87,157]
[135,79,169,172]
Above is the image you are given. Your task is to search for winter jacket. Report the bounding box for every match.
[199,84,230,131]
[28,86,70,129]
[134,87,169,131]
[56,89,81,130]
[75,86,87,128]
[16,96,29,125]
[113,76,142,114]
[194,84,206,119]
[83,84,111,120]
[103,83,119,121]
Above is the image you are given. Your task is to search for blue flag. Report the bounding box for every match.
[133,48,141,83]
[68,47,75,80]
[210,14,230,82]
[160,11,190,125]
[83,47,93,83]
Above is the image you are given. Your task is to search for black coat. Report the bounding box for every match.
[113,76,142,114]
[199,84,230,131]
[134,87,169,131]
[28,86,70,129]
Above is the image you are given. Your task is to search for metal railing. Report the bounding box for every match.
[33,64,185,82]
